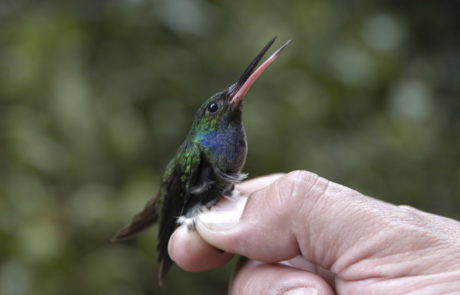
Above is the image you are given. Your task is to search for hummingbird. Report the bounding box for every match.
[111,37,290,284]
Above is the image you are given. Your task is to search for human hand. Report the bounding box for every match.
[168,171,460,294]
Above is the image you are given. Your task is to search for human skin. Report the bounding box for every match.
[168,171,460,295]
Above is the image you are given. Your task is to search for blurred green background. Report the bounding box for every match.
[1,0,460,294]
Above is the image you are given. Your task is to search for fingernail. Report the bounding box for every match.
[283,287,318,295]
[167,232,176,262]
[197,196,247,230]
[198,209,240,230]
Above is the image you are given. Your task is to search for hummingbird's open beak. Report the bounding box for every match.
[229,38,291,106]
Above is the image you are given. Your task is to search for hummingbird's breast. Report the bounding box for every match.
[198,123,247,172]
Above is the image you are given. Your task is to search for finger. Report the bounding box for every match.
[196,171,328,262]
[168,225,233,271]
[236,173,285,195]
[230,258,335,295]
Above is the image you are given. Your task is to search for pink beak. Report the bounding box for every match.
[229,39,291,106]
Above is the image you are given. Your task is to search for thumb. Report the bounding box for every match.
[196,170,329,262]
[196,170,408,272]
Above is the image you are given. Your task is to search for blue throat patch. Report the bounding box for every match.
[197,125,243,160]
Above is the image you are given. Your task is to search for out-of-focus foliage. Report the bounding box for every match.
[1,0,459,294]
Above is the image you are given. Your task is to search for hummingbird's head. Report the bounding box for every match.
[192,38,290,136]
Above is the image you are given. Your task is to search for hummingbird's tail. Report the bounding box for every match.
[158,256,173,286]
[156,207,178,286]
[111,197,159,242]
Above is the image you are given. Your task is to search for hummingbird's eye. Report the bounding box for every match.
[207,102,219,113]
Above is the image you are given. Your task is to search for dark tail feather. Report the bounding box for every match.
[158,255,173,286]
[111,199,159,242]
[156,216,178,285]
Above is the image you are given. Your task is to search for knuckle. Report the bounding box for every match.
[275,170,323,209]
[282,171,319,195]
[287,170,318,184]
[284,170,322,196]
[283,171,332,222]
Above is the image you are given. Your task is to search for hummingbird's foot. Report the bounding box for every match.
[223,188,242,201]
[190,179,215,195]
[214,169,248,184]
[223,184,235,197]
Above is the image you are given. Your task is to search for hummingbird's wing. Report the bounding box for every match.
[110,141,201,244]
[157,142,204,283]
